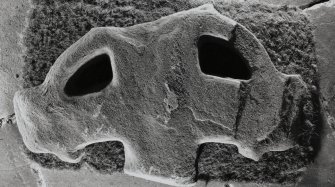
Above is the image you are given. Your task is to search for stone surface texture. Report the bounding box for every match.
[0,0,38,186]
[191,0,325,8]
[35,166,178,187]
[0,0,31,119]
[14,4,309,186]
[259,0,322,7]
[298,1,335,187]
[22,1,320,185]
[0,119,40,187]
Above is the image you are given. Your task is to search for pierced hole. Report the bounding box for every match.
[197,35,251,80]
[64,53,113,96]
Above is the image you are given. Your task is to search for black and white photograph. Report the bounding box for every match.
[0,0,334,186]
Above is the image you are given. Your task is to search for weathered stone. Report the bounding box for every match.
[0,0,31,119]
[36,166,183,187]
[305,1,335,117]
[298,2,335,186]
[190,0,324,8]
[259,0,323,8]
[0,0,38,186]
[14,4,308,186]
[0,119,40,187]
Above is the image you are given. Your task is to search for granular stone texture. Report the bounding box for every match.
[20,0,320,186]
[25,141,124,173]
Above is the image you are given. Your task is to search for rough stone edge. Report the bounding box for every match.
[297,1,335,186]
[0,0,34,121]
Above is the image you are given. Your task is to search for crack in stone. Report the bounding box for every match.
[300,0,330,9]
[234,82,250,139]
[194,143,205,183]
[186,106,233,132]
[256,78,296,149]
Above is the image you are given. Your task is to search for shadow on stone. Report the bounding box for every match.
[64,53,113,96]
[197,34,251,80]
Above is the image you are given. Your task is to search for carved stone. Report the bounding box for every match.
[14,4,307,186]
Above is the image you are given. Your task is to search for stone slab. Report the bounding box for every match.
[0,0,31,118]
[260,0,318,7]
[0,121,39,187]
[36,167,177,187]
[190,0,322,8]
[299,1,335,187]
[13,4,309,186]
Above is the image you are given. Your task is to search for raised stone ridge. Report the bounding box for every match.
[13,4,308,186]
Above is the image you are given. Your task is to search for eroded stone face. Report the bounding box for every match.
[14,4,308,186]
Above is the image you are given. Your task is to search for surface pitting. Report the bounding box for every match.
[15,4,311,186]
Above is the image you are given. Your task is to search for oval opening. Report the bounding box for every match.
[64,53,113,96]
[197,35,251,80]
